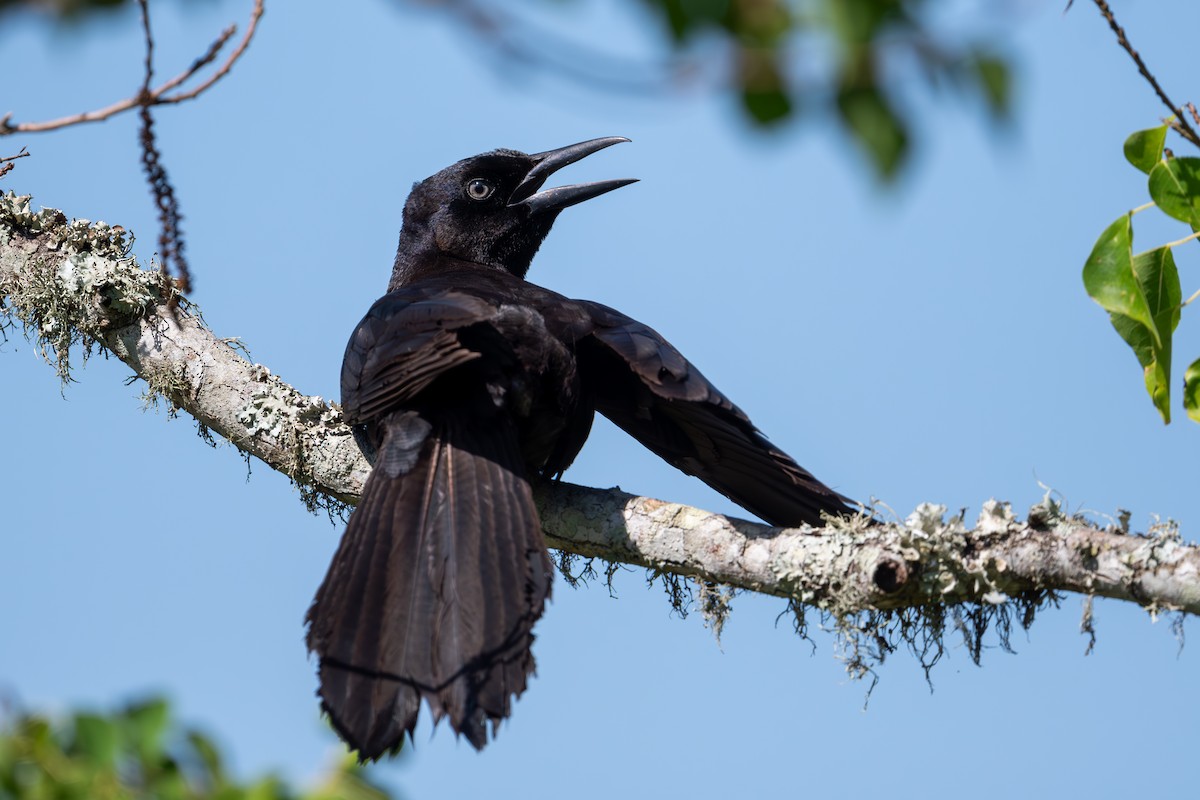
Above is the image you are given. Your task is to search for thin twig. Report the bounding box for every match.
[0,0,263,137]
[414,0,689,95]
[139,0,155,96]
[155,26,238,98]
[1180,285,1200,309]
[160,1,263,103]
[0,147,29,180]
[1090,0,1200,148]
[0,148,29,165]
[1163,230,1200,251]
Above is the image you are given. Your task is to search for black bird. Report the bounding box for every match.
[306,137,856,758]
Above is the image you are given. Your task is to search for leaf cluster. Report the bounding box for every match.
[637,0,1010,178]
[1082,124,1200,423]
[0,0,124,16]
[0,698,395,800]
[0,0,1012,180]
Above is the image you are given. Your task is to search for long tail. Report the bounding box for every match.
[305,411,552,758]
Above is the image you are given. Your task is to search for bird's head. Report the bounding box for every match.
[391,137,635,286]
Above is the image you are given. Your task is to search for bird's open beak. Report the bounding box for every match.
[509,136,637,215]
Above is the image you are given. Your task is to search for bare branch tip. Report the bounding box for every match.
[6,0,265,135]
[1091,0,1200,149]
[0,147,30,164]
[159,0,265,105]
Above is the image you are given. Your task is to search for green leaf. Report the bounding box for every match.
[150,769,189,800]
[70,713,119,767]
[836,85,908,179]
[1106,246,1181,423]
[1184,358,1200,423]
[1148,157,1200,226]
[738,47,792,125]
[1123,125,1168,174]
[741,87,792,124]
[658,0,691,42]
[647,0,727,43]
[1082,214,1158,345]
[1083,216,1184,422]
[0,698,403,799]
[121,696,170,762]
[971,54,1011,120]
[305,754,391,800]
[245,776,288,800]
[1137,245,1182,333]
[186,728,226,784]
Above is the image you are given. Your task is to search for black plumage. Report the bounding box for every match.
[305,137,856,758]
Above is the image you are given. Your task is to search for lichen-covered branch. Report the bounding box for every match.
[0,192,365,512]
[3,191,1198,629]
[537,485,1199,617]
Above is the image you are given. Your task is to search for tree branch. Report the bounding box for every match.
[1088,0,1200,149]
[405,0,690,95]
[0,0,264,137]
[3,192,1198,630]
[0,147,28,180]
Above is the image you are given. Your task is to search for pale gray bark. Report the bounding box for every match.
[4,191,1198,626]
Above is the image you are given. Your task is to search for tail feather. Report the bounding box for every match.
[306,412,551,758]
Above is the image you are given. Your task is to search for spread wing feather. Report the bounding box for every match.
[578,300,855,528]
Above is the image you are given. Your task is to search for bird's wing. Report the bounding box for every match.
[577,300,856,528]
[340,289,498,424]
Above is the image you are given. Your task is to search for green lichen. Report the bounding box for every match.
[139,361,191,417]
[774,500,1060,694]
[697,580,735,643]
[799,493,1193,692]
[235,363,351,519]
[1,192,352,521]
[0,192,133,258]
[1,191,167,384]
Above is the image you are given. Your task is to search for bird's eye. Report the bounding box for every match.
[465,178,495,201]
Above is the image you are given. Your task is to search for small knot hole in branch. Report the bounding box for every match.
[872,558,908,594]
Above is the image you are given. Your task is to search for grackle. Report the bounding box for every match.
[305,137,857,758]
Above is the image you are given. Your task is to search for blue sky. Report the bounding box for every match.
[3,1,1198,797]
